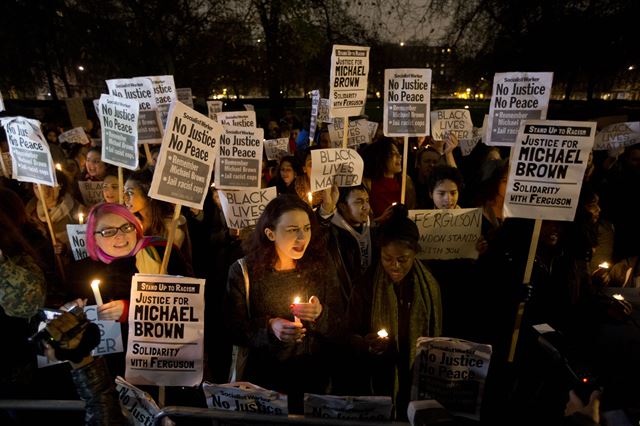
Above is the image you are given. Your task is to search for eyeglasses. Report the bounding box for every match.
[94,223,136,238]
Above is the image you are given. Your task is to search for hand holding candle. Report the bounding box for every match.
[90,279,103,306]
[291,295,323,322]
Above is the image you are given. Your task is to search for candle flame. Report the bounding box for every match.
[377,329,388,338]
[613,294,624,301]
[598,262,610,269]
[391,202,397,206]
[91,279,100,288]
[307,192,313,203]
[293,296,301,304]
[78,213,84,224]
[55,163,62,171]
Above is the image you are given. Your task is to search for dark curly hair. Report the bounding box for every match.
[428,165,464,194]
[242,194,325,280]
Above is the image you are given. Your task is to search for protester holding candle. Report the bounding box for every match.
[348,203,442,419]
[67,203,188,322]
[294,147,323,207]
[268,155,299,195]
[225,194,344,413]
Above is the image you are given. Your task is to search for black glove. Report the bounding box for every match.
[46,308,101,363]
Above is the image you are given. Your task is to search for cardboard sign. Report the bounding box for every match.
[216,111,256,129]
[215,127,264,190]
[78,180,104,206]
[593,121,640,151]
[384,69,431,137]
[309,90,320,142]
[460,129,481,156]
[304,394,392,421]
[0,116,57,186]
[58,127,90,145]
[149,101,222,210]
[411,337,492,421]
[486,72,553,146]
[207,100,223,120]
[264,138,290,161]
[327,118,370,148]
[203,382,288,415]
[106,78,163,144]
[310,148,364,192]
[367,121,378,142]
[66,224,88,261]
[218,187,277,229]
[410,208,482,260]
[431,109,473,141]
[99,94,139,170]
[318,98,332,124]
[141,75,176,129]
[115,376,170,426]
[126,274,205,387]
[329,45,370,118]
[176,87,194,108]
[65,97,88,129]
[504,120,596,221]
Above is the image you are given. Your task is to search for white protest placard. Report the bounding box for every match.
[431,109,473,141]
[67,224,88,261]
[126,274,205,387]
[216,111,256,129]
[115,376,171,426]
[99,94,139,170]
[487,72,553,146]
[310,148,364,192]
[384,69,431,137]
[304,394,392,421]
[218,187,277,229]
[264,138,290,161]
[176,87,194,108]
[411,337,492,421]
[93,99,100,118]
[106,77,163,144]
[327,118,370,148]
[410,208,482,260]
[203,382,288,415]
[593,122,640,151]
[149,101,222,210]
[141,75,176,129]
[37,305,123,368]
[329,45,370,118]
[0,116,57,186]
[65,97,88,129]
[78,180,104,206]
[309,90,320,142]
[318,98,332,124]
[207,100,223,120]
[460,129,481,157]
[0,90,5,112]
[367,121,378,142]
[215,127,264,190]
[243,104,254,111]
[504,120,596,221]
[58,127,90,145]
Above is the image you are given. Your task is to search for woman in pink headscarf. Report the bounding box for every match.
[67,203,188,322]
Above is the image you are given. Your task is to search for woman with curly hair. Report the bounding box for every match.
[225,194,344,413]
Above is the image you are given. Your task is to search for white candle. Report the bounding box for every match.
[78,213,84,225]
[293,296,301,323]
[90,279,103,306]
[377,329,389,338]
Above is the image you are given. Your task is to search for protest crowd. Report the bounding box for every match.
[0,60,639,426]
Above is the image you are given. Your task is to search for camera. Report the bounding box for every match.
[28,301,88,356]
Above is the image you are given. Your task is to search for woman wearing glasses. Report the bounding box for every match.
[67,203,188,322]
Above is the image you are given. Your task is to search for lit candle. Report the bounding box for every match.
[307,192,313,205]
[377,329,389,338]
[391,202,397,206]
[55,163,62,171]
[78,213,84,225]
[90,279,103,306]
[293,296,301,323]
[598,262,610,269]
[613,294,625,301]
